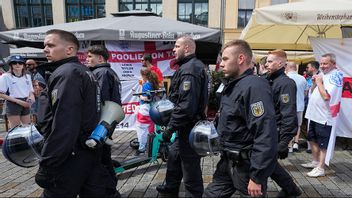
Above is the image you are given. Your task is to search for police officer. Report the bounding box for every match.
[35,29,112,197]
[156,35,208,197]
[86,45,122,198]
[265,49,302,197]
[204,39,278,197]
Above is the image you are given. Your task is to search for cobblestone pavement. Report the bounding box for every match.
[1,129,352,197]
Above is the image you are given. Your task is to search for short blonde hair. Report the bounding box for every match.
[268,49,287,60]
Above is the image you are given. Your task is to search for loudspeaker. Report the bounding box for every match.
[100,101,125,124]
[85,101,126,148]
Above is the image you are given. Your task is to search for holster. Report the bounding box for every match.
[223,149,251,167]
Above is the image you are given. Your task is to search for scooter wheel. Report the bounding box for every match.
[129,138,139,150]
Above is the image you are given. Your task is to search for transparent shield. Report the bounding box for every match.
[2,124,44,168]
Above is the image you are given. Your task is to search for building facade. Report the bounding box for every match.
[1,0,300,44]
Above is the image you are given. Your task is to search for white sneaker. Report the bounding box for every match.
[301,161,319,168]
[288,147,293,153]
[293,143,299,152]
[307,167,325,177]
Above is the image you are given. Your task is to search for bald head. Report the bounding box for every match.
[286,61,297,72]
[178,35,196,54]
[25,59,38,72]
[173,35,197,61]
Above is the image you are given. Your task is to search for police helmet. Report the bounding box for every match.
[149,99,174,126]
[189,120,220,156]
[7,55,25,65]
[2,124,44,168]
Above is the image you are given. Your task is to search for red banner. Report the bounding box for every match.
[342,77,352,98]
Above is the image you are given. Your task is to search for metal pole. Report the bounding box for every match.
[220,0,226,45]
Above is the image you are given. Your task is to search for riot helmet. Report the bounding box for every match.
[189,120,220,156]
[149,99,174,126]
[2,124,44,168]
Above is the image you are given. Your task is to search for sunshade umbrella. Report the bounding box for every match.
[0,15,220,45]
[253,50,314,63]
[0,15,221,63]
[240,0,352,51]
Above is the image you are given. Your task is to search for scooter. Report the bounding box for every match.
[114,89,175,173]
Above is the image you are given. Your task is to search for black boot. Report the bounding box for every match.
[156,184,178,196]
[277,186,302,198]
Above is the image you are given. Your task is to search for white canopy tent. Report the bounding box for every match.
[240,0,352,51]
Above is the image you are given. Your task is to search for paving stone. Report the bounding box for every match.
[27,188,43,197]
[301,186,320,197]
[329,189,347,197]
[314,184,333,196]
[2,130,352,197]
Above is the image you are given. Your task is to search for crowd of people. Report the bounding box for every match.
[0,28,344,197]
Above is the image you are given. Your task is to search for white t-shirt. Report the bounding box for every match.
[287,71,307,112]
[0,73,34,98]
[305,69,343,126]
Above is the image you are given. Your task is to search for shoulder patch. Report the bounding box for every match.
[280,94,290,103]
[251,101,264,117]
[183,81,191,91]
[51,89,58,106]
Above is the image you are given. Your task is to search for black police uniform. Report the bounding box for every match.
[204,69,278,197]
[91,63,121,105]
[35,57,113,197]
[267,67,301,196]
[90,62,122,197]
[162,54,208,197]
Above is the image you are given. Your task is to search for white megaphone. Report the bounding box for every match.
[85,101,125,148]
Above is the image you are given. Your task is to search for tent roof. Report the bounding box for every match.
[256,0,352,25]
[240,0,352,51]
[0,15,220,46]
[10,47,45,58]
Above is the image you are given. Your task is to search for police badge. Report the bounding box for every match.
[51,89,58,106]
[250,101,264,117]
[280,94,290,103]
[183,81,191,91]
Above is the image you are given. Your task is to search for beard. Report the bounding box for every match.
[176,53,185,62]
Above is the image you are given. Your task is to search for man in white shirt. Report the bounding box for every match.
[302,53,343,177]
[304,61,321,153]
[286,62,307,152]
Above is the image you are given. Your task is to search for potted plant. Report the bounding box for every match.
[207,70,223,120]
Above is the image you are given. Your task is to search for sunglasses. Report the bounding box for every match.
[11,62,25,65]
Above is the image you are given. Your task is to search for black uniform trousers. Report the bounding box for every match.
[165,132,204,197]
[204,156,267,198]
[271,161,298,194]
[102,144,121,197]
[41,147,113,198]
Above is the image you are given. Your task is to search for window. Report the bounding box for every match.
[119,0,162,16]
[271,0,288,5]
[178,0,208,27]
[66,0,105,23]
[238,0,255,28]
[14,0,53,28]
